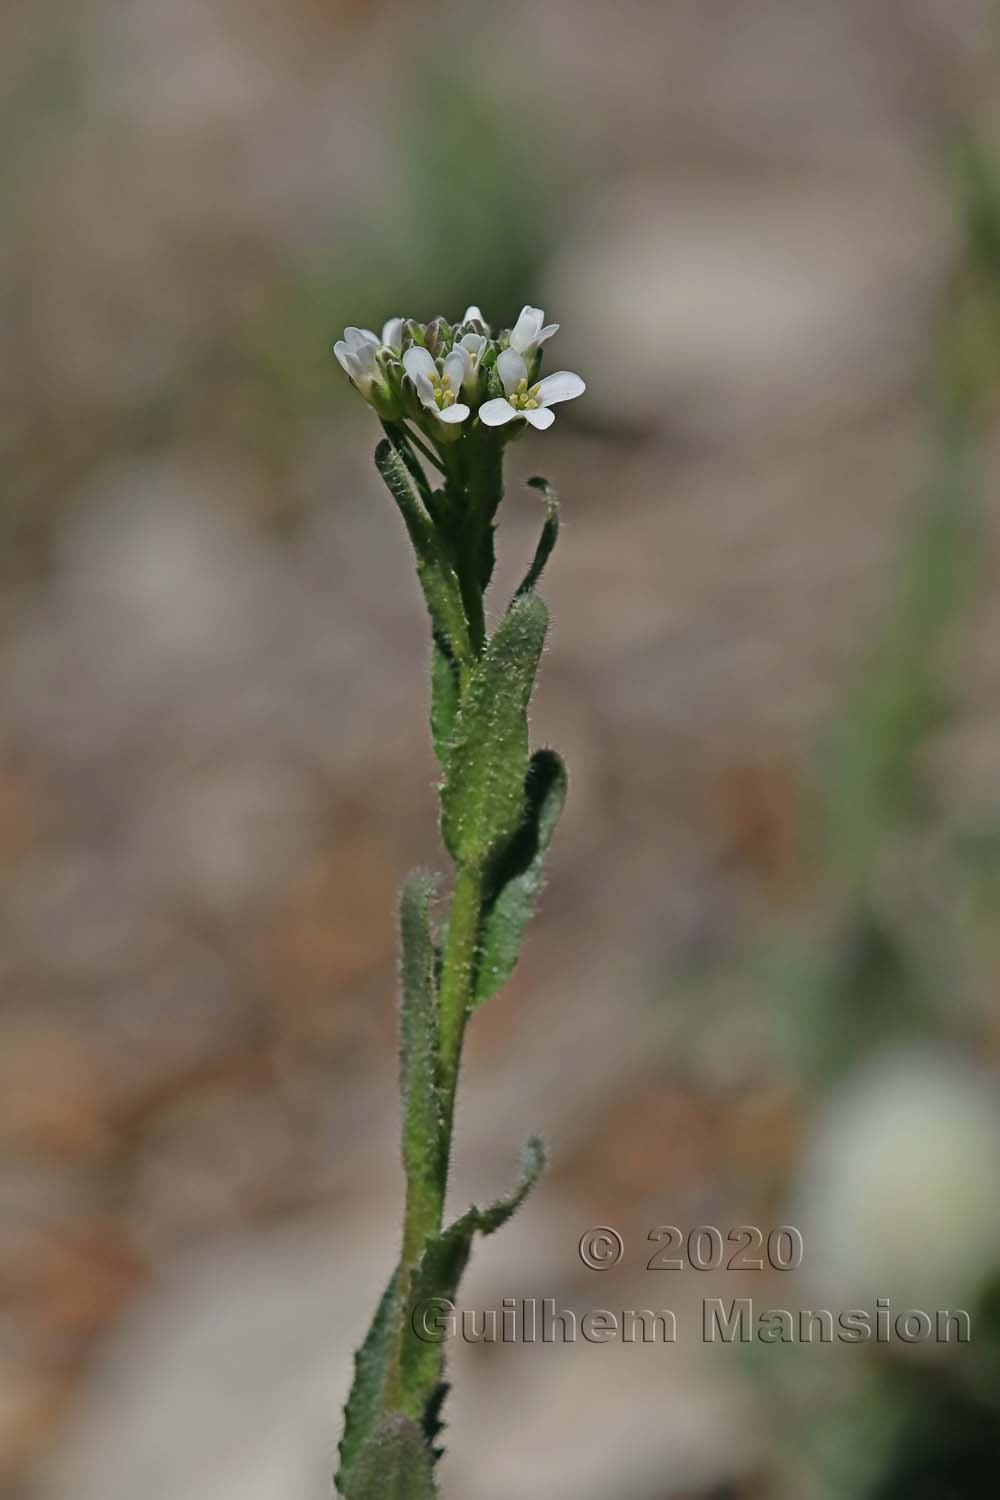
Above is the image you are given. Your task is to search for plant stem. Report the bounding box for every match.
[450,435,501,655]
[403,424,448,475]
[385,1172,443,1415]
[382,441,497,1418]
[382,864,482,1415]
[436,864,484,1156]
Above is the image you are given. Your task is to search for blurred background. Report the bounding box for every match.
[4,1,1000,1497]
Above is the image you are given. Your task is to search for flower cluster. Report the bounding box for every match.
[333,305,584,444]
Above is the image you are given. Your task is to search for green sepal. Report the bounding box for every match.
[474,748,567,1006]
[342,1414,438,1500]
[335,1267,400,1495]
[399,873,444,1197]
[515,476,560,598]
[430,638,460,764]
[397,1138,546,1414]
[440,593,548,868]
[374,440,472,672]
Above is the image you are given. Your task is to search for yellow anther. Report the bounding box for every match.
[525,398,539,409]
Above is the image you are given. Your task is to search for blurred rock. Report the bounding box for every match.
[549,168,951,445]
[794,1048,1000,1315]
[37,1213,394,1500]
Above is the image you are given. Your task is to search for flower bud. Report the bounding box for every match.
[423,318,447,356]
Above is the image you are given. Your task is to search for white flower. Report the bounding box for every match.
[333,326,382,400]
[462,305,489,330]
[508,304,559,357]
[380,316,405,350]
[453,332,488,397]
[402,346,470,426]
[478,348,585,431]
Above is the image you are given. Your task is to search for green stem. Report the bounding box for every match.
[380,434,497,1419]
[450,431,502,655]
[384,1158,445,1415]
[403,424,448,476]
[382,864,483,1415]
[436,864,484,1150]
[453,527,487,654]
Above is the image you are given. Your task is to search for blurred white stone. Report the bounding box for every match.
[547,169,951,444]
[794,1049,1000,1315]
[37,1213,390,1500]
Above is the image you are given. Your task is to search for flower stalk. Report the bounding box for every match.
[332,307,580,1498]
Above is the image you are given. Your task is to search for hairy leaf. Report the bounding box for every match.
[430,638,460,764]
[335,1267,400,1495]
[515,476,560,598]
[343,1414,438,1500]
[440,593,548,868]
[475,749,567,1006]
[421,1380,450,1463]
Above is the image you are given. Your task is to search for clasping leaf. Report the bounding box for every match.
[440,593,548,868]
[475,748,567,1006]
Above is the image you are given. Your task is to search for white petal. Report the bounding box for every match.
[478,398,519,427]
[497,347,528,395]
[442,349,468,391]
[436,403,470,425]
[460,332,486,365]
[513,304,544,333]
[343,351,365,383]
[536,322,559,345]
[509,305,544,353]
[523,406,556,430]
[403,346,438,382]
[534,370,586,406]
[463,305,485,324]
[354,341,378,373]
[345,326,378,349]
[381,316,405,348]
[413,373,438,410]
[336,343,375,396]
